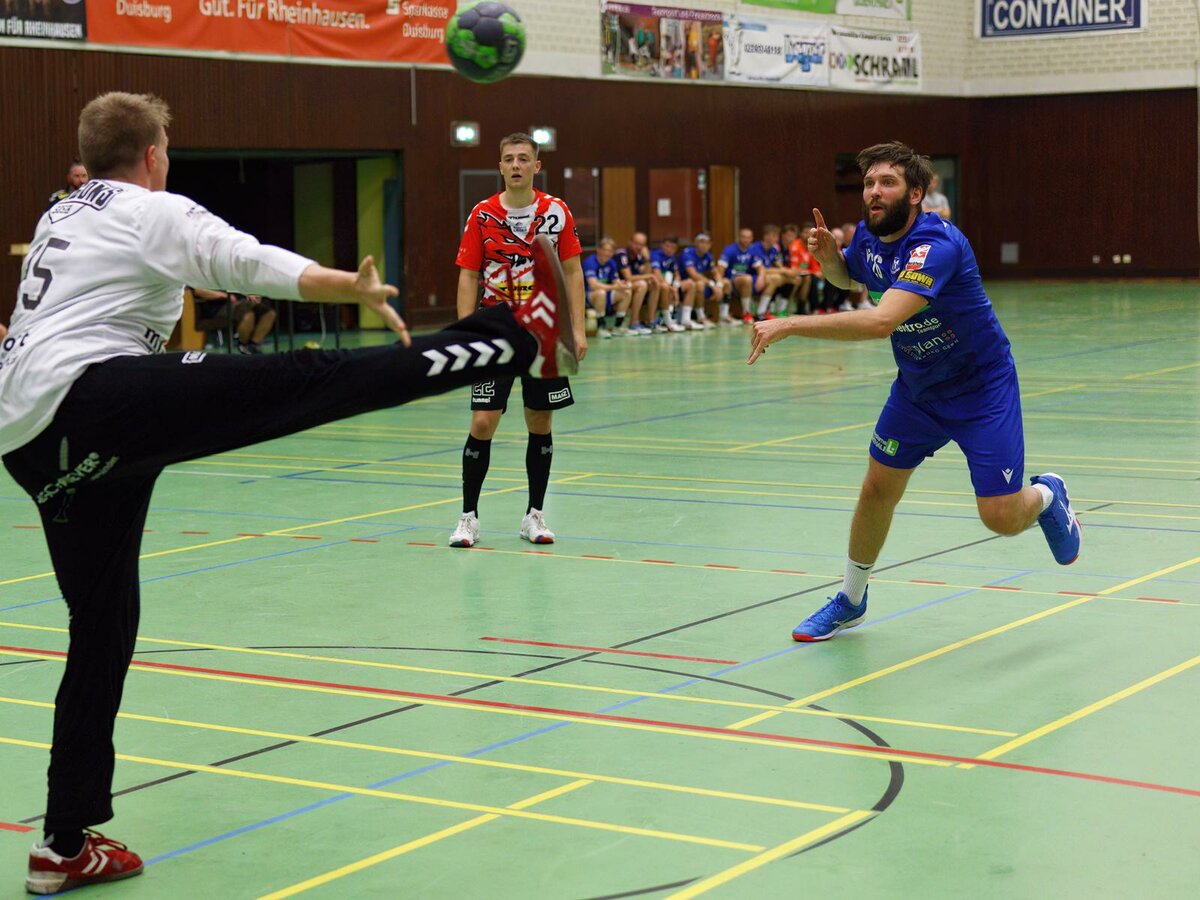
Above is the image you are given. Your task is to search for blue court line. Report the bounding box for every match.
[0,526,418,615]
[140,569,1034,873]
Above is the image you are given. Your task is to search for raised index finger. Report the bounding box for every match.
[813,208,827,230]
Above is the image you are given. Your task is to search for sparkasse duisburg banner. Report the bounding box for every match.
[979,0,1146,39]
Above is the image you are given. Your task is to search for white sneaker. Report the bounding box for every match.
[665,321,685,332]
[520,508,555,544]
[719,315,741,327]
[683,319,704,331]
[699,318,715,330]
[598,327,613,339]
[449,512,480,548]
[838,300,854,312]
[855,299,873,310]
[612,326,629,337]
[653,322,670,334]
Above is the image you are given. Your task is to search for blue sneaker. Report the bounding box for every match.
[1031,472,1081,565]
[792,589,868,642]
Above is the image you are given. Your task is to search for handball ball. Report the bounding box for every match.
[445,2,526,84]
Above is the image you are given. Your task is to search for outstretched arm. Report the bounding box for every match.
[299,256,409,345]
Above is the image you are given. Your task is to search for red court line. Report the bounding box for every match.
[4,643,1196,801]
[1058,591,1097,597]
[771,569,807,575]
[350,539,379,544]
[290,535,322,541]
[910,580,946,585]
[704,564,739,570]
[12,525,41,530]
[480,636,739,665]
[0,822,35,833]
[581,555,613,560]
[522,550,553,555]
[180,531,209,535]
[236,533,265,538]
[983,585,1022,591]
[406,542,437,547]
[1137,596,1180,604]
[642,559,675,565]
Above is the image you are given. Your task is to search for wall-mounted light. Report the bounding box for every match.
[451,121,480,147]
[530,126,556,151]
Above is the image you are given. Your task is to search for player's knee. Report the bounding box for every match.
[978,500,1024,536]
[470,411,501,439]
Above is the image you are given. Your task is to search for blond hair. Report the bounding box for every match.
[78,92,172,177]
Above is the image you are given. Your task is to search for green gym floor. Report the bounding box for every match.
[2,281,1198,898]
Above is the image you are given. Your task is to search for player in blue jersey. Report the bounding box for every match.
[650,236,685,332]
[582,237,631,338]
[717,228,764,325]
[747,142,1080,642]
[750,224,788,321]
[678,233,719,330]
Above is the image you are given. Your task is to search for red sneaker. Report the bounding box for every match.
[742,313,755,324]
[514,234,577,378]
[26,830,144,894]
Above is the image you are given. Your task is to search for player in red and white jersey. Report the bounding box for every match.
[2,94,575,895]
[449,132,587,549]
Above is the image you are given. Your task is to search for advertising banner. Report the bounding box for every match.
[601,2,724,81]
[827,25,921,91]
[978,0,1146,39]
[835,0,911,20]
[723,15,828,87]
[80,0,451,65]
[0,0,88,42]
[739,0,835,11]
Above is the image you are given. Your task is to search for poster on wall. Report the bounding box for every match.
[75,1,450,64]
[723,15,828,87]
[835,0,911,19]
[601,2,724,81]
[978,0,1146,39]
[741,0,911,16]
[827,26,921,91]
[0,0,88,42]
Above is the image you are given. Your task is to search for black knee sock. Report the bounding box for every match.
[46,830,85,858]
[526,432,553,512]
[462,435,492,514]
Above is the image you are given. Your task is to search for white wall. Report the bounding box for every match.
[517,0,1199,96]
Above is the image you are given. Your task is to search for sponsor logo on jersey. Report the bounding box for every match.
[865,248,884,282]
[893,315,942,334]
[46,180,121,224]
[897,270,934,289]
[906,243,931,270]
[35,451,120,504]
[548,387,572,404]
[472,380,496,401]
[181,351,207,364]
[890,256,901,275]
[1002,468,1014,483]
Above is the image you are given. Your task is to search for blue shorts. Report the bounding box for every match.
[869,365,1024,497]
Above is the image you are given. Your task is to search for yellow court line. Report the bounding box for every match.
[1097,554,1200,596]
[724,421,875,453]
[726,597,1094,731]
[0,697,850,814]
[1021,383,1086,400]
[965,653,1200,768]
[0,737,762,853]
[0,648,952,768]
[258,780,594,900]
[0,484,524,590]
[666,810,875,899]
[1122,361,1200,381]
[0,620,1012,737]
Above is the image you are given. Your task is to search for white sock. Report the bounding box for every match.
[1033,483,1053,511]
[681,305,693,324]
[740,296,751,315]
[756,296,771,316]
[842,558,873,605]
[719,302,730,318]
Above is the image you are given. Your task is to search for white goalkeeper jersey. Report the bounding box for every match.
[0,179,314,456]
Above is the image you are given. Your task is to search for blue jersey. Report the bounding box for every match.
[679,246,715,277]
[844,212,1013,401]
[583,254,619,285]
[650,248,678,278]
[750,241,781,269]
[719,243,760,275]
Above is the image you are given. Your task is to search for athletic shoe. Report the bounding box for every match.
[612,326,629,337]
[27,831,144,895]
[683,319,704,331]
[719,315,740,327]
[699,318,715,330]
[1031,473,1081,565]
[838,300,854,311]
[629,323,651,336]
[514,234,577,378]
[520,508,555,544]
[742,313,755,324]
[791,589,868,642]
[665,320,685,333]
[653,322,670,334]
[598,327,613,339]
[449,512,480,548]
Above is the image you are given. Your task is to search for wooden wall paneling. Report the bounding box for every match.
[601,167,636,246]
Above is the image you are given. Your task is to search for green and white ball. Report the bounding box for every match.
[445,2,526,84]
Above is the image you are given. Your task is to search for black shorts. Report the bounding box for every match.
[470,375,573,412]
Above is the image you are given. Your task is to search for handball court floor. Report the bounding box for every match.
[1,281,1198,898]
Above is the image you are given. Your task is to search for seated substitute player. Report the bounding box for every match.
[614,231,657,336]
[582,236,631,338]
[748,141,1080,642]
[717,227,764,325]
[46,160,89,207]
[751,223,788,320]
[678,232,720,329]
[649,235,685,332]
[3,92,578,895]
[450,132,588,549]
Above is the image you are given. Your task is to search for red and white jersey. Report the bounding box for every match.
[456,190,581,307]
[0,180,313,456]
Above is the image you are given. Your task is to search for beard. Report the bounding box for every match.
[863,195,911,237]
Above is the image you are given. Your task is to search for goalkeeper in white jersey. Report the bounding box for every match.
[1,92,578,896]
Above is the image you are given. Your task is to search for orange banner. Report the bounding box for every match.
[85,1,452,65]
